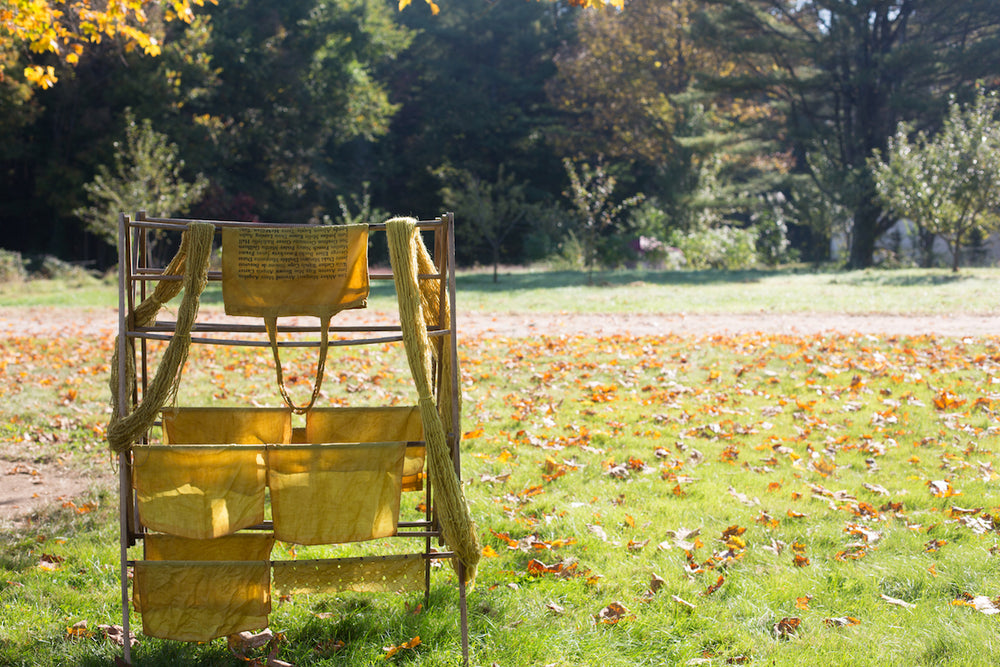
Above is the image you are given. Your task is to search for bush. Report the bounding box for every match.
[33,255,98,285]
[0,249,27,283]
[669,225,757,270]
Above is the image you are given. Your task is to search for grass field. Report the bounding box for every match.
[1,269,999,666]
[2,266,1000,314]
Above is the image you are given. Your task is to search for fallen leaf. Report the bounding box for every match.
[823,616,861,627]
[672,594,696,610]
[595,601,633,624]
[880,594,916,609]
[773,616,800,639]
[383,635,420,659]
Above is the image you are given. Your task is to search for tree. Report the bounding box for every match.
[872,90,1000,272]
[694,1,1000,268]
[547,0,700,164]
[0,0,213,88]
[435,164,537,283]
[377,0,574,265]
[398,0,622,13]
[74,109,208,246]
[563,157,643,283]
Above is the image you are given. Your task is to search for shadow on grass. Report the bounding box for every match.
[453,268,794,293]
[196,268,786,304]
[829,272,972,287]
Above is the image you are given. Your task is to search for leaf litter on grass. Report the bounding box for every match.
[3,328,1000,665]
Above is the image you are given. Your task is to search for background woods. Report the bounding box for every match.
[2,0,1000,272]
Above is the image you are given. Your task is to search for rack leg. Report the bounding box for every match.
[458,561,469,667]
[118,452,133,665]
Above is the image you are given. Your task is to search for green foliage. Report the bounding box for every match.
[436,164,543,282]
[74,110,208,246]
[331,181,389,226]
[563,157,643,282]
[668,224,757,270]
[872,89,1000,272]
[695,0,1000,268]
[751,193,794,266]
[0,249,27,283]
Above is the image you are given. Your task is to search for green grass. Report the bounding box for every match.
[2,277,1000,665]
[2,266,1000,314]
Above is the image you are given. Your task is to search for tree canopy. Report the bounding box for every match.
[2,0,1000,272]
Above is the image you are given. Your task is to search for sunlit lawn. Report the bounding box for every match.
[2,317,999,665]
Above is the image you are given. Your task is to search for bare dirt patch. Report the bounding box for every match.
[1,306,997,526]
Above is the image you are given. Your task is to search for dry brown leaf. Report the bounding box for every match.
[595,601,633,624]
[773,616,800,639]
[672,594,696,610]
[880,594,916,609]
[823,616,861,627]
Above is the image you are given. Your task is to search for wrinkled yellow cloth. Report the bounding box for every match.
[221,225,370,413]
[134,532,274,642]
[134,561,271,642]
[133,445,267,539]
[269,443,406,545]
[273,554,425,595]
[162,407,292,445]
[144,532,275,562]
[221,225,369,319]
[306,406,424,491]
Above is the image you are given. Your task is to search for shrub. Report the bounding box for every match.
[669,225,757,270]
[0,249,27,283]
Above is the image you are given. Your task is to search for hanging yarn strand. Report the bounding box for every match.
[386,217,480,582]
[107,222,215,454]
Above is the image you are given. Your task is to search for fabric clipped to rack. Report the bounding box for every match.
[133,533,274,642]
[272,554,425,596]
[221,224,369,413]
[269,442,407,545]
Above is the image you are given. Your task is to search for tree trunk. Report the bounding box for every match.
[847,201,880,269]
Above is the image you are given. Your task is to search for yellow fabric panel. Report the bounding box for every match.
[133,560,270,642]
[162,408,291,445]
[306,406,425,492]
[221,225,369,319]
[144,533,275,562]
[132,446,267,539]
[269,443,406,545]
[273,554,425,595]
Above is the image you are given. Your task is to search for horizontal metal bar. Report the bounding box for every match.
[126,552,455,566]
[129,271,438,282]
[134,441,427,450]
[129,217,445,231]
[125,329,449,347]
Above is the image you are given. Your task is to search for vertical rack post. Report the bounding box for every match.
[116,213,133,665]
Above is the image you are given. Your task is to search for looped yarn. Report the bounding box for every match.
[108,222,214,454]
[386,217,480,582]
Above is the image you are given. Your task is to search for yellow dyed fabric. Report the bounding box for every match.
[162,407,291,445]
[273,554,424,595]
[306,406,425,492]
[221,225,369,319]
[133,560,270,642]
[132,446,267,539]
[144,532,275,562]
[269,443,406,545]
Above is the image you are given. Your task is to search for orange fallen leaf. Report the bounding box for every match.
[383,635,420,659]
[595,601,633,624]
[773,616,800,639]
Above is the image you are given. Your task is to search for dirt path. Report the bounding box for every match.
[1,307,997,527]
